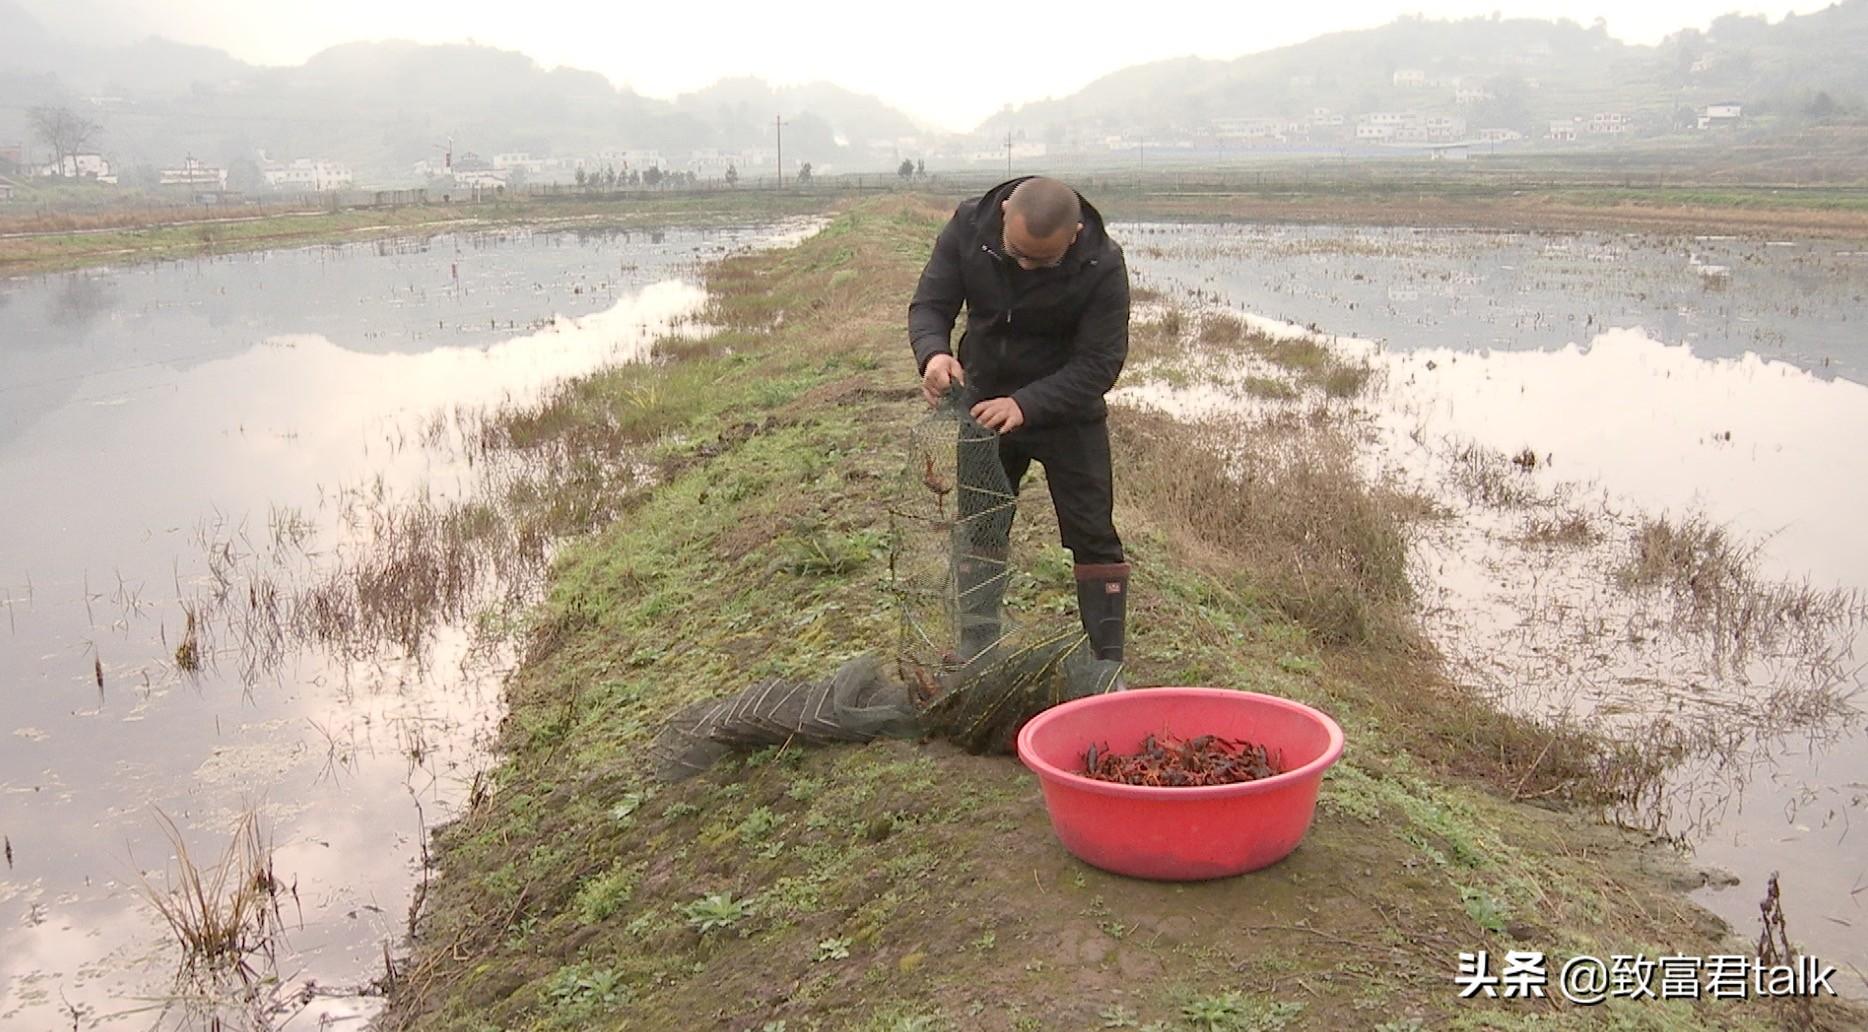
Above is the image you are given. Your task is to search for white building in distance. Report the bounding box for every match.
[160,158,226,189]
[260,157,354,191]
[41,153,114,180]
[1698,102,1742,129]
[1586,112,1630,135]
[589,149,666,172]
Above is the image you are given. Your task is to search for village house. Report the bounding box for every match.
[446,154,508,188]
[1212,117,1285,143]
[1697,102,1742,129]
[588,149,666,173]
[159,157,226,189]
[259,157,354,191]
[1586,112,1630,135]
[41,153,114,181]
[492,152,550,173]
[1419,115,1467,141]
[686,150,744,177]
[452,168,509,188]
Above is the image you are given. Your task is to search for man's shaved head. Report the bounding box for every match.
[1006,177,1082,239]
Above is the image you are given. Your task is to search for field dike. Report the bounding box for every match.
[0,191,836,274]
[384,196,1864,1031]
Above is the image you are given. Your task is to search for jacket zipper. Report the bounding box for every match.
[982,243,1013,325]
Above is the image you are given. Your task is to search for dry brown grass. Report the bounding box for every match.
[173,606,203,673]
[1257,337,1332,372]
[1618,512,1754,596]
[1617,512,1867,664]
[1114,408,1417,647]
[1448,440,1542,507]
[1198,311,1245,346]
[1519,509,1601,547]
[1125,307,1189,367]
[1320,362,1376,398]
[1133,303,1378,401]
[134,809,284,979]
[1322,647,1642,806]
[1241,376,1299,401]
[0,204,266,235]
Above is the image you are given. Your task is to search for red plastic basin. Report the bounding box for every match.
[1016,687,1345,880]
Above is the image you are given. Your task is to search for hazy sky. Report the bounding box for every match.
[17,0,1832,130]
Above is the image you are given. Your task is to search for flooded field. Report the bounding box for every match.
[0,220,817,1029]
[1116,222,1868,991]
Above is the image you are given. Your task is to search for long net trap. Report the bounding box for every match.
[650,396,1119,780]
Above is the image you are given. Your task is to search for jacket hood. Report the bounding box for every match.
[968,176,1114,270]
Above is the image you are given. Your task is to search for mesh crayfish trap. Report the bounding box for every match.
[888,396,1121,751]
[649,396,1119,780]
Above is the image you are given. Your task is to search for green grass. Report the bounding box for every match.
[381,196,1863,1032]
[0,190,839,274]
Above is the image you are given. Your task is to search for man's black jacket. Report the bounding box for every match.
[908,177,1129,428]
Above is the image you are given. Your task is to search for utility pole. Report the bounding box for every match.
[775,115,789,189]
[1005,128,1012,176]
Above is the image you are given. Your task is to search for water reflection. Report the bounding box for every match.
[1368,330,1868,985]
[1117,220,1868,990]
[0,219,821,1029]
[48,274,115,332]
[1115,221,1868,383]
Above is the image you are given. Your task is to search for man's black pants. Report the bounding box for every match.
[959,414,1124,566]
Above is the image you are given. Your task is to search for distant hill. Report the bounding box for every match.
[4,0,1865,187]
[977,3,1868,150]
[0,3,928,183]
[674,77,926,154]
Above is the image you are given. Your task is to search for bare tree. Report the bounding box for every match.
[28,106,101,176]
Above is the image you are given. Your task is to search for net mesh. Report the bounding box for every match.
[889,394,1021,675]
[649,395,1119,780]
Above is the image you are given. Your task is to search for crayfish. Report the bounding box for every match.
[1083,733,1281,787]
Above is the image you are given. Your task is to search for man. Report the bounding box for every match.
[907,175,1130,664]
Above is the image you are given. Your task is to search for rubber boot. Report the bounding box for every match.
[1074,562,1130,662]
[955,547,1009,661]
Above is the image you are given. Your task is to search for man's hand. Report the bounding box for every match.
[970,397,1025,434]
[921,353,965,407]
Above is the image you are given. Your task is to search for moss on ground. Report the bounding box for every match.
[383,196,1862,1031]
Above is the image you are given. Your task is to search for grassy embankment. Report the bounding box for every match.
[382,194,1863,1031]
[0,191,837,275]
[9,162,1868,279]
[1093,181,1868,238]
